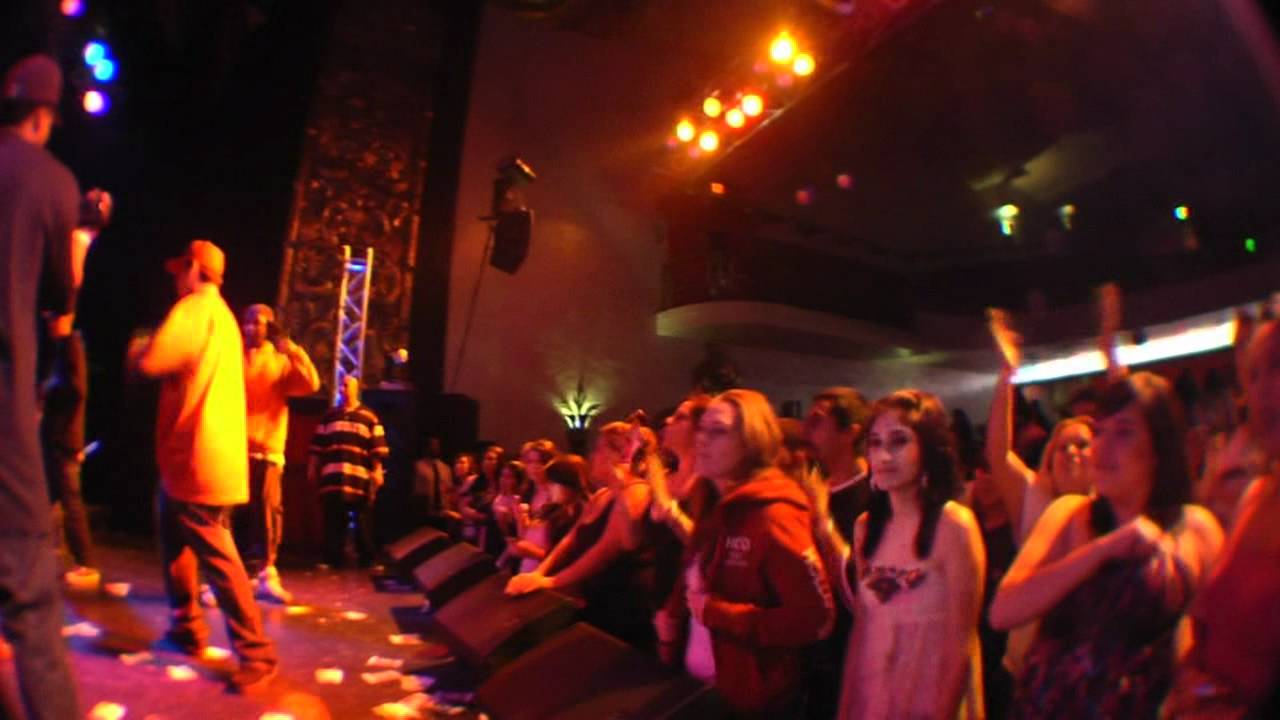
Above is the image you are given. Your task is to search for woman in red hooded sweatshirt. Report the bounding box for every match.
[685,388,835,716]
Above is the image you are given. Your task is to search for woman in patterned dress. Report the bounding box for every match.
[809,389,987,719]
[990,373,1223,719]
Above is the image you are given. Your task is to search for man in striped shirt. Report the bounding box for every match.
[308,375,388,568]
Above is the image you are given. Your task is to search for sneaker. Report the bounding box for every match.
[63,566,101,589]
[199,583,217,608]
[256,567,294,605]
[228,662,278,694]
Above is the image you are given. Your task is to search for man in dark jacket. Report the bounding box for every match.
[0,53,84,719]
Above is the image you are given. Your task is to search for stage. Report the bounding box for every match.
[46,534,478,720]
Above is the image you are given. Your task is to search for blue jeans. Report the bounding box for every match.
[0,532,79,719]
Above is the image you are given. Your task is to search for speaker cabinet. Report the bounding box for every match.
[476,623,727,720]
[412,542,495,608]
[384,526,452,578]
[430,573,578,676]
[489,209,532,274]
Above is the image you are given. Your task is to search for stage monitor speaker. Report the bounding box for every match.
[412,542,495,608]
[489,209,532,274]
[431,573,578,676]
[476,623,727,720]
[385,526,451,578]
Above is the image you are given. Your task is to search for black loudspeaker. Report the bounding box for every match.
[476,623,728,720]
[412,542,495,608]
[489,209,532,274]
[384,526,452,578]
[430,573,578,676]
[361,388,418,544]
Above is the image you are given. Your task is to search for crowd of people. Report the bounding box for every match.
[392,300,1279,719]
[5,51,1280,720]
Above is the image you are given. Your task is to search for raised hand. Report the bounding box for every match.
[1104,515,1163,561]
[986,308,1023,369]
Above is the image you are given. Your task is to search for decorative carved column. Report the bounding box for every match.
[276,0,445,392]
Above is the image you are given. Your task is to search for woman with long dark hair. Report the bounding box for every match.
[991,372,1223,718]
[808,389,986,718]
[508,454,589,573]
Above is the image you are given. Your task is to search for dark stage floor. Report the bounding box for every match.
[42,534,479,720]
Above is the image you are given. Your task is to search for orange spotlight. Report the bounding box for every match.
[793,53,815,77]
[741,93,764,117]
[769,32,796,64]
[675,118,696,143]
[710,182,726,195]
[698,130,720,152]
[702,96,723,118]
[724,108,745,128]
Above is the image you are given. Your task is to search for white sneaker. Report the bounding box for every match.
[199,583,217,608]
[256,567,293,605]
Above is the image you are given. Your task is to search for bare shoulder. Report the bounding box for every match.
[617,481,652,515]
[1177,504,1224,546]
[939,501,982,546]
[1040,493,1093,527]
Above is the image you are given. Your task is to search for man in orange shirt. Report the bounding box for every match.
[129,240,278,693]
[232,304,319,604]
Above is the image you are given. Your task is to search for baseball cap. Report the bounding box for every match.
[165,239,226,286]
[2,54,62,107]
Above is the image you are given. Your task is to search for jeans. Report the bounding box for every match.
[156,492,276,669]
[0,533,79,719]
[231,459,283,576]
[322,493,375,568]
[48,455,94,568]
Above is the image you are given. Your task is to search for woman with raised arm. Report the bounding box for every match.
[985,309,1096,545]
[808,389,986,719]
[990,372,1223,718]
[684,388,833,716]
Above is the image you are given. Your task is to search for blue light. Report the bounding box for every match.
[91,59,116,82]
[83,42,107,67]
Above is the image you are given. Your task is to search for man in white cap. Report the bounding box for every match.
[129,238,279,693]
[0,53,83,720]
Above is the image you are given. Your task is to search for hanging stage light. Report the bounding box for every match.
[793,53,815,77]
[769,32,797,64]
[82,90,109,115]
[675,118,696,142]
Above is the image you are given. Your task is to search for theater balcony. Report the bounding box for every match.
[653,0,1280,365]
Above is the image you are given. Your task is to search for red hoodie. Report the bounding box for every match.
[696,468,835,715]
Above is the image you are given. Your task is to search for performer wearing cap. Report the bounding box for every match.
[0,53,86,719]
[233,303,320,604]
[128,239,279,693]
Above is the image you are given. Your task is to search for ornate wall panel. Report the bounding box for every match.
[277,0,443,392]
